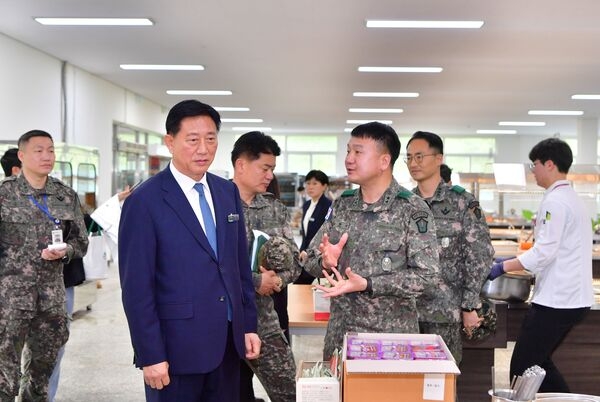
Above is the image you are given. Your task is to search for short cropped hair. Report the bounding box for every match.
[350,122,400,167]
[231,131,281,166]
[304,170,329,185]
[165,99,221,135]
[407,131,444,155]
[529,137,573,173]
[18,130,53,150]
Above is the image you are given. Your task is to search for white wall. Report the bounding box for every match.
[0,32,167,202]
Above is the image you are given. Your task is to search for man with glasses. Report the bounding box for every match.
[304,122,440,360]
[406,131,494,365]
[489,138,593,392]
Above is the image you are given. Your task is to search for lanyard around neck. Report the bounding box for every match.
[28,194,61,226]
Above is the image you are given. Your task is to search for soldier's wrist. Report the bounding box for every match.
[362,277,373,296]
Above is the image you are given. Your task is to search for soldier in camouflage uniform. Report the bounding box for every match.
[406,131,494,364]
[304,122,440,360]
[0,130,88,402]
[231,131,301,402]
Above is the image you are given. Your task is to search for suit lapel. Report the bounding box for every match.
[161,169,218,262]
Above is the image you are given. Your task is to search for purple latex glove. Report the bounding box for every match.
[488,261,505,280]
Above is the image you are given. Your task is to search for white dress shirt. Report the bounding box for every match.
[169,163,216,234]
[518,180,594,308]
[303,199,317,234]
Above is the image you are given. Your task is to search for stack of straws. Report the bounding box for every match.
[511,365,546,401]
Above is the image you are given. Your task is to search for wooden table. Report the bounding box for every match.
[287,284,327,344]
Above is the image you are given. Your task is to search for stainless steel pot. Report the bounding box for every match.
[481,271,533,302]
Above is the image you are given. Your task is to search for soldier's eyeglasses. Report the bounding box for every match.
[404,153,438,164]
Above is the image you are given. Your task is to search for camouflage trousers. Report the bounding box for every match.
[0,306,68,402]
[245,331,296,402]
[419,321,462,365]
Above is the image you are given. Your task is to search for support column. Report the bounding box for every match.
[576,118,599,164]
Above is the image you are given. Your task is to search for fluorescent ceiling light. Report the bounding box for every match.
[214,107,250,112]
[347,119,393,124]
[167,90,232,96]
[366,20,484,29]
[498,121,546,127]
[528,110,583,116]
[476,129,517,134]
[232,127,272,132]
[571,94,600,100]
[349,108,403,113]
[120,64,204,71]
[35,17,153,26]
[358,66,442,73]
[353,92,419,98]
[221,118,263,123]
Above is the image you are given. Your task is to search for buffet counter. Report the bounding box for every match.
[459,298,600,402]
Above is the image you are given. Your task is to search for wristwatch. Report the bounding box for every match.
[461,307,476,313]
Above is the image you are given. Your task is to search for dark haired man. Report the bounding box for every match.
[440,163,452,184]
[0,147,21,177]
[406,131,493,364]
[232,131,300,402]
[119,99,260,401]
[489,137,593,392]
[305,122,440,359]
[0,130,88,401]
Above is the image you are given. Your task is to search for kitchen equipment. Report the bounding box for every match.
[535,394,600,401]
[488,389,532,402]
[481,271,533,302]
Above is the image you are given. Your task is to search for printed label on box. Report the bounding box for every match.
[422,373,445,401]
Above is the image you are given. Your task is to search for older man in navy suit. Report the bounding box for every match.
[119,99,261,402]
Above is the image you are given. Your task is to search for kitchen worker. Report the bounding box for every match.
[0,130,88,401]
[489,137,594,392]
[305,121,440,359]
[406,131,494,364]
[232,131,301,402]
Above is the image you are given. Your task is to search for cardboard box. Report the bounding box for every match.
[313,288,330,321]
[296,360,340,402]
[343,333,460,402]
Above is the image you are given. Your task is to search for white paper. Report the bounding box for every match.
[422,373,445,401]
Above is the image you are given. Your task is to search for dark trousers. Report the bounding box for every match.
[145,324,240,402]
[239,360,257,402]
[510,303,589,393]
[271,287,289,342]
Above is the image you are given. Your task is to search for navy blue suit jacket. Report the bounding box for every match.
[299,194,332,251]
[119,167,257,374]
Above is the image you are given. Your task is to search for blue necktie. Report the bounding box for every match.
[194,183,231,320]
[194,183,218,257]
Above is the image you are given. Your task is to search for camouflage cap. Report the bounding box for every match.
[258,236,294,273]
[462,298,497,341]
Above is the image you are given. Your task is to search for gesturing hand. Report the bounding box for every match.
[319,233,348,270]
[313,267,367,298]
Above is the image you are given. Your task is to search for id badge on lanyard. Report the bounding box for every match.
[29,194,67,251]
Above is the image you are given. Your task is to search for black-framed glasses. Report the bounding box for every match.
[404,153,438,164]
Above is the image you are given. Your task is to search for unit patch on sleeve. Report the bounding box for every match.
[468,200,482,220]
[411,211,429,233]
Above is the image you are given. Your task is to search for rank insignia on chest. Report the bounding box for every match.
[381,256,392,272]
[441,207,450,215]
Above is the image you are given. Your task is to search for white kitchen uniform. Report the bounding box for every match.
[518,179,594,308]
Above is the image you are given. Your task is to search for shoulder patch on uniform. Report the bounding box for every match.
[468,200,482,219]
[396,190,413,199]
[341,189,357,197]
[451,185,466,194]
[411,210,429,233]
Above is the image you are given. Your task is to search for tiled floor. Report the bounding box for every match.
[53,267,513,401]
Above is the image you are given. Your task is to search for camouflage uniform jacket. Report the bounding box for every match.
[0,174,88,312]
[242,192,301,337]
[304,179,440,342]
[413,181,494,323]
